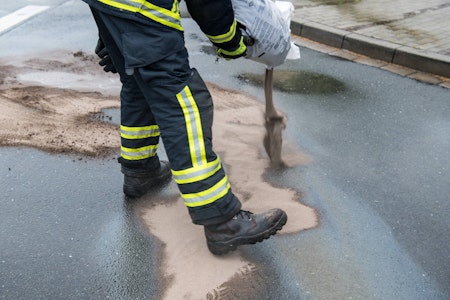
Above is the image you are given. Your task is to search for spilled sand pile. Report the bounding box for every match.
[0,51,317,299]
[0,51,121,157]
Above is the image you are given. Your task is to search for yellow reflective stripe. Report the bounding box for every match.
[172,157,221,184]
[171,0,179,13]
[141,1,181,30]
[206,19,237,44]
[121,145,158,160]
[182,176,231,207]
[98,0,183,31]
[120,125,160,139]
[217,37,246,56]
[176,86,207,166]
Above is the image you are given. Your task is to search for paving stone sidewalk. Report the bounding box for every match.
[289,0,450,84]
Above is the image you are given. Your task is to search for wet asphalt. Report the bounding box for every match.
[1,149,163,299]
[1,1,449,299]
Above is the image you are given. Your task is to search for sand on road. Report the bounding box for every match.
[0,51,317,299]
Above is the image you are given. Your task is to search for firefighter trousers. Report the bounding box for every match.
[90,7,241,225]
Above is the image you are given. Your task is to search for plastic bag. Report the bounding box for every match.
[232,0,300,67]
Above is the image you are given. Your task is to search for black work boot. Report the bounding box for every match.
[122,161,172,198]
[204,208,287,255]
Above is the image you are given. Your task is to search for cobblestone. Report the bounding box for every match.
[290,0,450,80]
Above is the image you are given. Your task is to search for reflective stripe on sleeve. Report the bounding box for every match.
[205,19,237,44]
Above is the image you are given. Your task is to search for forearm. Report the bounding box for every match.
[185,0,242,51]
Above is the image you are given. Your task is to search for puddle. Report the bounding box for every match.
[237,70,346,95]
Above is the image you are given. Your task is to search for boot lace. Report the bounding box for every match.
[233,210,253,220]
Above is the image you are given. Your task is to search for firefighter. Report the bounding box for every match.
[82,0,287,255]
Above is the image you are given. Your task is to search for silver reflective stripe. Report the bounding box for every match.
[172,157,221,184]
[148,6,179,26]
[98,0,182,30]
[121,145,158,160]
[177,87,206,166]
[182,176,230,207]
[120,125,160,139]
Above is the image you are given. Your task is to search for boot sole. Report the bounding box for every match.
[207,211,288,255]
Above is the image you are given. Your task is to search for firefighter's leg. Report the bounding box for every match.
[90,7,171,197]
[90,10,286,252]
[118,74,172,197]
[91,10,240,224]
[133,53,286,247]
[133,52,241,225]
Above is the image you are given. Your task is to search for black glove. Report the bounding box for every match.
[216,22,256,60]
[216,36,247,60]
[95,38,117,73]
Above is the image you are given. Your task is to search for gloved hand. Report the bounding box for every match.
[216,22,255,60]
[95,38,117,73]
[216,36,248,60]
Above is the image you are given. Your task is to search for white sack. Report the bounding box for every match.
[232,0,300,67]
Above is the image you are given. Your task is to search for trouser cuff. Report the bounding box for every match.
[118,156,161,175]
[188,194,242,226]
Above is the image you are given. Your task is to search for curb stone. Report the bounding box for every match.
[290,34,450,89]
[290,21,450,88]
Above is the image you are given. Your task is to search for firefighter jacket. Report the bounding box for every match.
[82,0,244,55]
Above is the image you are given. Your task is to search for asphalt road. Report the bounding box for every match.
[1,1,449,299]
